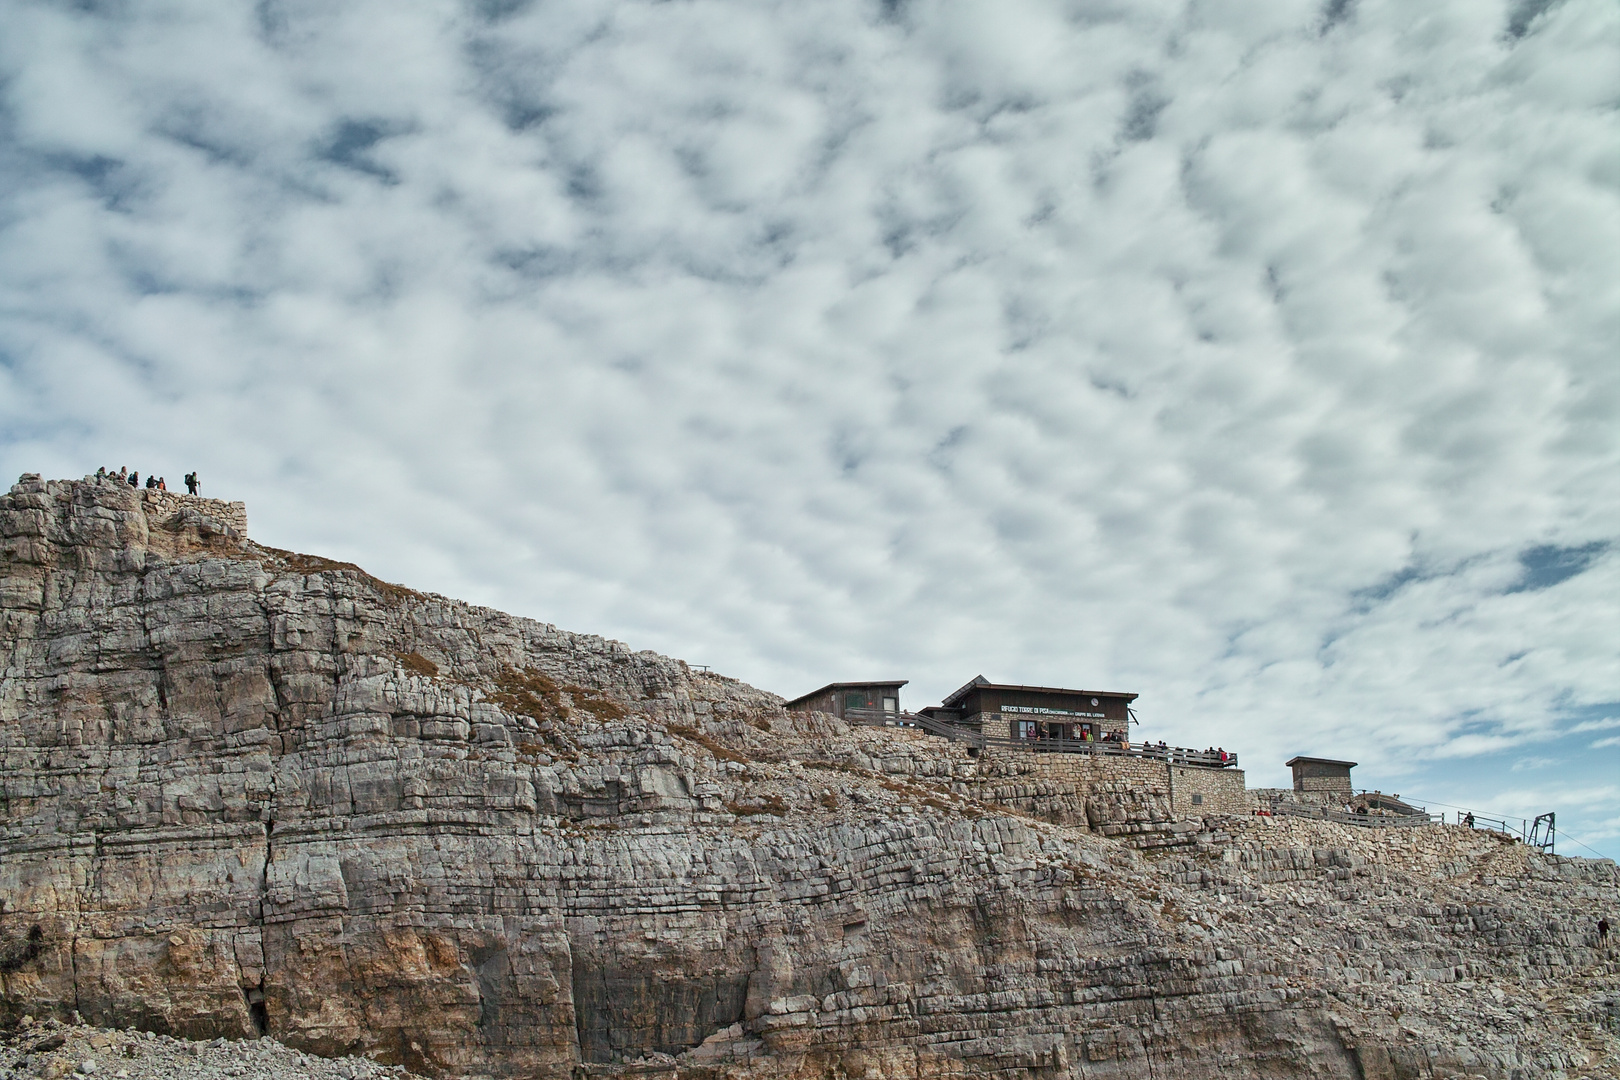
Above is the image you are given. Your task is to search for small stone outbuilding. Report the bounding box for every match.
[1286,756,1356,796]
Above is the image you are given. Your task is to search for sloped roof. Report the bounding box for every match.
[1350,791,1424,816]
[940,675,1138,709]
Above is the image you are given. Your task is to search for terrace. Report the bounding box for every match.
[913,712,1239,769]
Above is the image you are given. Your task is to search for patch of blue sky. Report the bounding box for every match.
[1371,701,1620,861]
[1505,541,1611,594]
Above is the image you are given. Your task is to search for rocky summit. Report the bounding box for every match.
[1,475,1617,1080]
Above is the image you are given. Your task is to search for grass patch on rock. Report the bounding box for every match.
[396,651,439,678]
[666,723,750,763]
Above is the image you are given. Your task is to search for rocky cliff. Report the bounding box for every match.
[2,476,1617,1080]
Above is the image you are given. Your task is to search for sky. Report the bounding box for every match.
[1,0,1616,858]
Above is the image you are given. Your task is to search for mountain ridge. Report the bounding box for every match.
[1,474,1616,1080]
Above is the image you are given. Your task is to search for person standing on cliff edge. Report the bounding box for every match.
[185,472,198,495]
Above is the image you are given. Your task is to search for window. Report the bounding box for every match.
[845,692,871,709]
[1191,793,1203,806]
[883,697,897,713]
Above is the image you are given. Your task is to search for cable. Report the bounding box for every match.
[1397,790,1617,860]
[1378,792,1534,833]
[1554,831,1616,862]
[1388,793,1522,821]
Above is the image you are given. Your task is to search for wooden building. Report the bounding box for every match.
[930,675,1136,743]
[1286,756,1356,796]
[785,681,907,725]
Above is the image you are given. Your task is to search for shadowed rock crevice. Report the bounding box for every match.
[571,966,749,1064]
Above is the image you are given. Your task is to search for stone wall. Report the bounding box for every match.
[1250,787,1347,811]
[952,746,1251,850]
[1170,762,1247,816]
[763,728,1250,850]
[132,485,249,536]
[1289,759,1354,795]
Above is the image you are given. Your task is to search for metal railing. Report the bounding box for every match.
[1261,799,1554,846]
[914,714,1238,769]
[1446,809,1555,853]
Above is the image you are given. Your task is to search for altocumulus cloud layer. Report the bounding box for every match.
[1,0,1617,850]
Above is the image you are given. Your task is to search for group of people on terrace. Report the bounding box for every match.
[1015,724,1234,766]
[1139,740,1232,765]
[96,466,200,495]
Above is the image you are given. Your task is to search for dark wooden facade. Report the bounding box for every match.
[935,675,1136,742]
[785,681,907,724]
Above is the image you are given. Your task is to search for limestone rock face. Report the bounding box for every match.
[2,476,1618,1079]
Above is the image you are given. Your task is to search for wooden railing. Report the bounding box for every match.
[1265,799,1439,828]
[843,707,911,726]
[913,714,1238,769]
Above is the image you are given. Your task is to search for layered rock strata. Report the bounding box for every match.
[2,477,1617,1079]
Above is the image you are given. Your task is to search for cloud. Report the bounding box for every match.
[1,0,1618,852]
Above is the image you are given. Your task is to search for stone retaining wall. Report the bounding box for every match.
[814,728,1254,845]
[1170,762,1247,816]
[1248,787,1355,811]
[959,746,1245,847]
